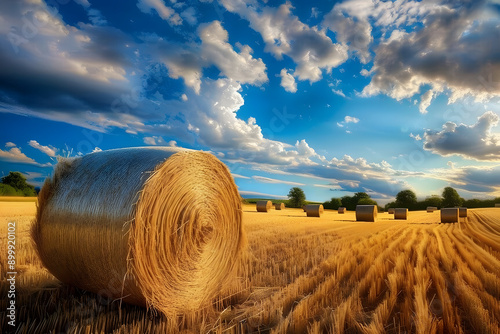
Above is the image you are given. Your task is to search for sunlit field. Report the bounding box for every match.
[1,202,499,333]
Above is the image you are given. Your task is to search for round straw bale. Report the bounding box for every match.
[388,208,395,214]
[495,203,500,208]
[306,204,324,217]
[356,205,377,222]
[338,207,346,214]
[274,202,285,210]
[256,200,272,212]
[426,207,437,213]
[32,147,245,316]
[302,205,307,212]
[459,207,467,218]
[394,208,408,220]
[441,208,459,223]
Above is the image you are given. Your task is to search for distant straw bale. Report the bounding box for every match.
[356,205,377,222]
[257,200,272,212]
[394,208,408,220]
[275,202,285,210]
[426,207,437,213]
[306,204,324,217]
[388,208,395,214]
[459,207,468,218]
[338,207,346,214]
[441,208,459,223]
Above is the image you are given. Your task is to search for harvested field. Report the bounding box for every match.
[1,202,499,333]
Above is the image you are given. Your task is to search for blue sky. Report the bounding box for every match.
[1,0,500,204]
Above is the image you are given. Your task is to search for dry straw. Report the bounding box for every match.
[356,205,377,222]
[440,208,459,223]
[388,208,395,214]
[394,208,408,220]
[495,203,500,208]
[305,204,324,217]
[459,207,468,218]
[426,206,437,213]
[338,207,346,214]
[256,200,272,212]
[32,147,245,316]
[274,202,285,210]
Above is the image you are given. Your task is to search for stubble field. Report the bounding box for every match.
[0,201,499,333]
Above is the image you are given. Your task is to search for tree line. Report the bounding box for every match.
[288,186,500,212]
[384,187,500,210]
[0,172,37,196]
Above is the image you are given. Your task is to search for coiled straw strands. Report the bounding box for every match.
[338,207,346,214]
[394,208,408,220]
[32,147,245,316]
[306,204,324,217]
[356,205,377,222]
[274,202,285,210]
[459,207,468,218]
[441,208,459,223]
[256,200,272,212]
[427,207,437,213]
[388,208,395,214]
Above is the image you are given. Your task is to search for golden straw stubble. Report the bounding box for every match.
[32,147,245,316]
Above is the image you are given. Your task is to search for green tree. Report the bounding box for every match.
[287,187,306,208]
[395,189,417,209]
[1,172,36,197]
[442,187,462,207]
[422,195,443,209]
[342,192,376,210]
[358,197,377,206]
[341,195,355,210]
[385,201,396,211]
[0,184,23,196]
[323,197,342,210]
[353,192,370,203]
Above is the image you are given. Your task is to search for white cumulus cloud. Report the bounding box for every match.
[279,68,297,93]
[28,140,56,157]
[423,111,500,161]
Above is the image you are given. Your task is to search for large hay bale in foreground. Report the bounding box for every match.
[356,205,377,222]
[388,208,395,214]
[256,200,272,212]
[459,207,468,218]
[338,207,346,214]
[427,207,437,213]
[275,202,285,210]
[441,208,459,223]
[394,208,408,220]
[306,204,324,217]
[32,147,245,316]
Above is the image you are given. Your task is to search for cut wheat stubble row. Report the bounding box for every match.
[32,147,245,316]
